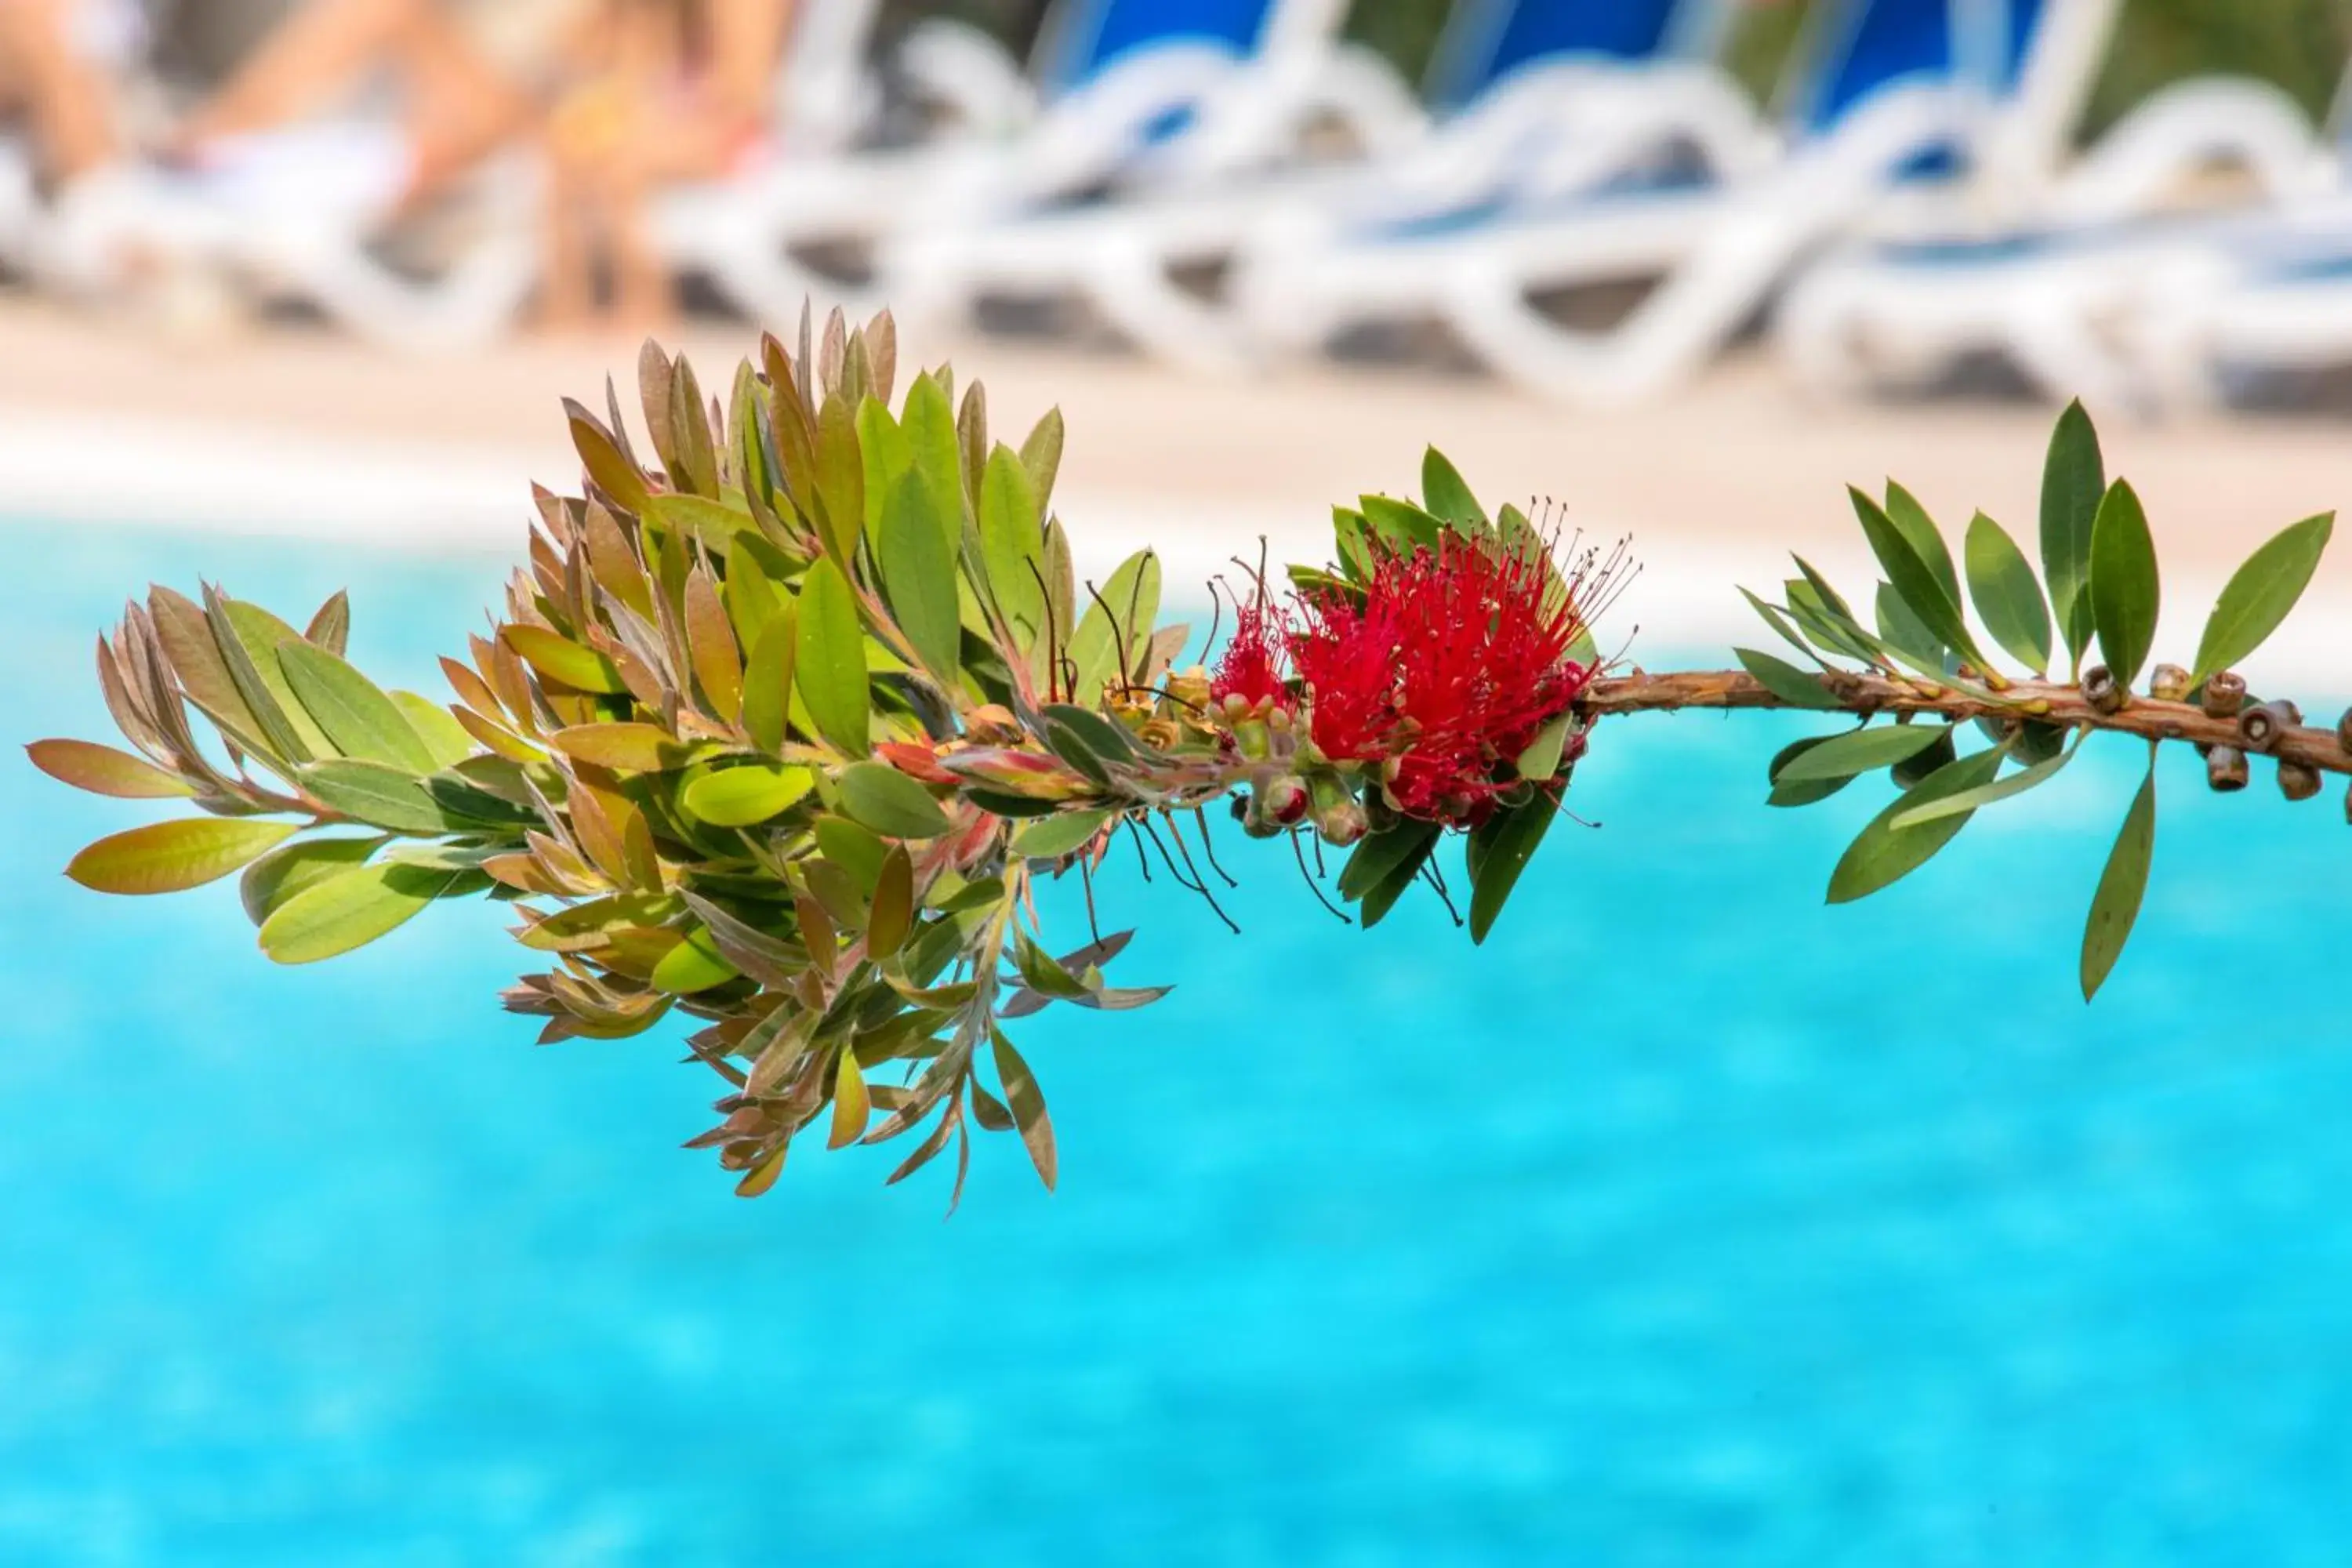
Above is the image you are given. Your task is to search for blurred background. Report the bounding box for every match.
[7,2,2352,1563]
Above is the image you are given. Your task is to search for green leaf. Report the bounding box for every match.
[795,557,869,755]
[813,815,887,892]
[1889,741,2075,829]
[1515,713,1576,781]
[1013,809,1113,860]
[1882,481,1961,604]
[299,758,480,833]
[1359,495,1442,554]
[1467,791,1558,944]
[1737,648,1842,709]
[2080,763,2158,1001]
[837,761,950,839]
[680,764,815,827]
[1420,448,1486,528]
[1020,406,1065,506]
[989,1028,1057,1191]
[209,590,332,761]
[739,605,797,755]
[1873,582,1944,666]
[900,372,966,552]
[1775,723,1952,784]
[1067,550,1161,702]
[650,925,741,994]
[978,444,1046,648]
[644,492,758,556]
[1013,930,1091,999]
[304,590,350,655]
[67,817,299,895]
[855,394,912,554]
[546,722,712,774]
[390,692,475,768]
[1740,587,1817,661]
[2041,399,2104,666]
[148,586,263,744]
[811,394,865,564]
[27,739,194,799]
[566,401,651,515]
[1765,735,1856,808]
[2191,511,2335,684]
[877,471,963,682]
[260,862,488,964]
[1849,488,1984,668]
[501,625,627,695]
[1039,703,1136,763]
[1338,820,1442,902]
[278,641,436,771]
[1825,747,2004,904]
[1964,511,2053,674]
[869,844,915,958]
[238,833,382,924]
[2089,479,2160,688]
[829,1048,872,1149]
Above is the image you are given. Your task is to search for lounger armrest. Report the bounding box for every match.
[895,19,1039,137]
[2044,76,2334,225]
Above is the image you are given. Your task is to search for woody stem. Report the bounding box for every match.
[1578,670,2352,779]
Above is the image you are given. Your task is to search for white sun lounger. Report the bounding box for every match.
[1232,0,2122,405]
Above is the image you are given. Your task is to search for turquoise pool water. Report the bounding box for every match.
[5,522,2351,1565]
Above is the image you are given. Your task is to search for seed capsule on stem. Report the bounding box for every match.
[2207,746,2250,793]
[2148,663,2191,702]
[2239,700,2301,753]
[2338,707,2352,754]
[2201,671,2246,719]
[2082,665,2126,714]
[2280,760,2323,802]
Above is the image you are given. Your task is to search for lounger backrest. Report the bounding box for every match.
[1423,0,1724,111]
[1795,0,2048,133]
[1036,0,1283,93]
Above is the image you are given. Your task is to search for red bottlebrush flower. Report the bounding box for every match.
[1209,597,1292,711]
[1290,532,1601,824]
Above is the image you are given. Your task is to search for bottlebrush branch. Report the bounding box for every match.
[32,312,2347,1206]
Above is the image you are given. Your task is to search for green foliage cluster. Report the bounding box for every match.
[37,313,1221,1204]
[1737,400,2336,999]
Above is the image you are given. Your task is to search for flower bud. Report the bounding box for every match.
[2201,671,2246,719]
[2206,746,2249,793]
[1258,775,1309,827]
[2082,665,2126,714]
[1305,772,1366,848]
[1314,797,1368,848]
[2280,760,2323,802]
[2239,700,2300,753]
[2148,663,2192,702]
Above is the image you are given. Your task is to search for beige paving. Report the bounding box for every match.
[3,298,2349,668]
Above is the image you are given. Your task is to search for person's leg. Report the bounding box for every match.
[0,0,122,183]
[535,144,599,328]
[173,0,426,146]
[604,148,670,331]
[390,3,535,206]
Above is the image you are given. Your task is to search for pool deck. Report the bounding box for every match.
[3,299,2349,675]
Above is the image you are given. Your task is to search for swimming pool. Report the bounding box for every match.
[5,521,2350,1564]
